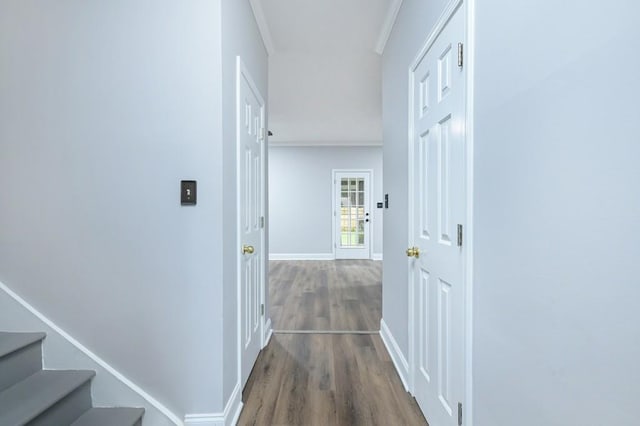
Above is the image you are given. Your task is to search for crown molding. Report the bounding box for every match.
[375,0,403,55]
[249,0,275,56]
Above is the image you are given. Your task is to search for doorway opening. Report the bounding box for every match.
[266,148,383,334]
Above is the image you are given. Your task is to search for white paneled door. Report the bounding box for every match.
[333,170,372,260]
[409,3,467,426]
[238,57,265,388]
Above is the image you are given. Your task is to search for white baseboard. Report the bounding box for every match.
[380,318,409,392]
[184,381,243,426]
[184,414,221,426]
[269,253,334,260]
[372,253,383,261]
[0,280,181,426]
[263,318,273,347]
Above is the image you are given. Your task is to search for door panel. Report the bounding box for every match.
[418,268,431,383]
[410,4,466,426]
[238,58,265,387]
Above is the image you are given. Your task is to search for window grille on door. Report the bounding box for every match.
[340,178,365,247]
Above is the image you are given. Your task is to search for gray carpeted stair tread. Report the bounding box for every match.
[71,407,145,426]
[0,331,46,358]
[0,369,95,425]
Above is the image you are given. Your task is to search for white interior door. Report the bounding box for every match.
[334,170,371,260]
[238,57,265,387]
[409,4,466,426]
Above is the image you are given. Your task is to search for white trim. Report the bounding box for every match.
[372,253,383,261]
[464,1,476,424]
[248,0,275,56]
[375,0,403,54]
[263,318,273,347]
[379,319,409,391]
[0,280,182,426]
[268,140,382,147]
[268,253,334,261]
[183,414,221,426]
[184,382,243,426]
[407,28,418,394]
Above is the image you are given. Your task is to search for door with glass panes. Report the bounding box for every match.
[333,170,371,259]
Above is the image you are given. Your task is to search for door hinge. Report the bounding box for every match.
[260,216,265,228]
[458,402,463,426]
[260,304,265,316]
[457,224,463,247]
[457,42,464,68]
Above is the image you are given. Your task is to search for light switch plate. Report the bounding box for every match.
[181,180,197,205]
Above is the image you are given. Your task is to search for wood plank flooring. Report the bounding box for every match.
[269,260,382,331]
[239,333,427,426]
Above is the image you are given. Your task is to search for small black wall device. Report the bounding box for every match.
[181,180,197,205]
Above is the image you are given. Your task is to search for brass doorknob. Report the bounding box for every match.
[406,246,420,258]
[242,245,255,255]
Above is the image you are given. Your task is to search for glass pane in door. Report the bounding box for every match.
[340,177,365,247]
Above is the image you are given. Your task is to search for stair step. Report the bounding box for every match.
[0,369,95,425]
[0,332,46,392]
[0,331,45,358]
[71,407,145,426]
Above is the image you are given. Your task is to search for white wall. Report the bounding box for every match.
[220,0,269,411]
[269,146,383,257]
[381,0,449,363]
[473,1,640,425]
[269,52,382,144]
[0,0,224,419]
[384,0,640,425]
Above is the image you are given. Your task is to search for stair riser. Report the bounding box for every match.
[0,342,42,392]
[29,381,92,426]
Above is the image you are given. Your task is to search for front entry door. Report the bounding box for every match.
[334,170,372,260]
[409,3,466,426]
[238,57,265,387]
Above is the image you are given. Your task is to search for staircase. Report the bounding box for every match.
[0,331,144,425]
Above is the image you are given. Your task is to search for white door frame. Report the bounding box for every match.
[406,0,475,424]
[332,169,374,260]
[236,56,267,392]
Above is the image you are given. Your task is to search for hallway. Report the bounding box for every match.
[239,333,426,425]
[239,260,426,425]
[269,260,382,332]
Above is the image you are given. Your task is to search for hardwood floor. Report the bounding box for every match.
[239,333,427,426]
[269,260,382,331]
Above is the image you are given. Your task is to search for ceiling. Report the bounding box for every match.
[250,0,403,145]
[250,0,403,55]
